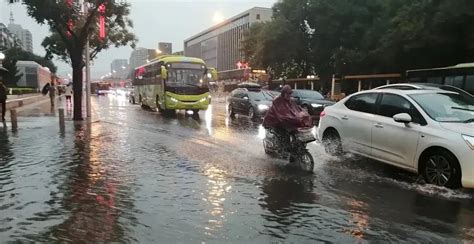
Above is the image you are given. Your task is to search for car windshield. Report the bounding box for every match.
[409,92,474,122]
[296,90,324,99]
[167,68,204,86]
[248,91,274,101]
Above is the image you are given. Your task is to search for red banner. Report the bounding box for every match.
[99,4,106,40]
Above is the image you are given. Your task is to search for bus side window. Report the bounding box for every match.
[445,75,465,89]
[465,75,474,95]
[427,77,442,84]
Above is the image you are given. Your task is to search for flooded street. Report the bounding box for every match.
[1,94,474,243]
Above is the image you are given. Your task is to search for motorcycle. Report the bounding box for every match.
[263,127,316,172]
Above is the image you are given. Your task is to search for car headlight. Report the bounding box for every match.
[311,103,323,108]
[462,135,474,150]
[258,104,269,110]
[170,97,178,103]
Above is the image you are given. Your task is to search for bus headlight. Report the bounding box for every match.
[170,97,178,103]
[199,97,207,103]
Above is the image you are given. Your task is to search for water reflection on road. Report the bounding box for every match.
[0,94,474,242]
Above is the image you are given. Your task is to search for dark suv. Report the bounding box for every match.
[291,89,335,124]
[227,86,274,120]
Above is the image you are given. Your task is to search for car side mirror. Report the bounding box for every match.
[393,113,412,124]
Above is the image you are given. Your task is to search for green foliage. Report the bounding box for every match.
[11,87,37,95]
[22,0,137,66]
[243,0,474,78]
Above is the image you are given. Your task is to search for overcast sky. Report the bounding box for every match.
[1,0,276,79]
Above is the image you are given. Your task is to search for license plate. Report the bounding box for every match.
[297,131,315,142]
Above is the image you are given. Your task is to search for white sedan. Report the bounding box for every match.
[318,88,474,188]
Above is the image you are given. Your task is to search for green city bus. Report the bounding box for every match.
[407,63,474,95]
[133,55,217,113]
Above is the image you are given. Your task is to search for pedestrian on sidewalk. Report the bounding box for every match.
[65,83,73,105]
[0,80,7,122]
[48,82,56,107]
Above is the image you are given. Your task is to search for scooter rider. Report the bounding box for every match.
[262,85,313,132]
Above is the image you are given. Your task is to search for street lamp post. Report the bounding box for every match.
[84,2,91,119]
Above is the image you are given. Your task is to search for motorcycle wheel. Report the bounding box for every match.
[263,140,271,155]
[290,150,314,172]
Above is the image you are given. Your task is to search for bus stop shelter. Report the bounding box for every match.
[269,77,330,93]
[330,73,402,100]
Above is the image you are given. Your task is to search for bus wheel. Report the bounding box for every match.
[156,96,164,113]
[140,95,146,109]
[164,109,175,115]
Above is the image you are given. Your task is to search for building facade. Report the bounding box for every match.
[129,47,156,70]
[158,42,172,55]
[8,23,33,53]
[0,23,19,51]
[110,59,129,79]
[16,61,51,89]
[184,7,272,71]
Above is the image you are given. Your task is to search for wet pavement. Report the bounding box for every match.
[1,94,474,242]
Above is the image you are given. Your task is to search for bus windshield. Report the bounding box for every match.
[167,68,205,86]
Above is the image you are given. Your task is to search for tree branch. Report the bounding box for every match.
[52,25,73,52]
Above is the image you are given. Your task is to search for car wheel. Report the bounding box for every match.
[322,129,343,156]
[156,96,163,113]
[140,95,146,109]
[228,105,236,118]
[248,107,256,120]
[421,149,461,189]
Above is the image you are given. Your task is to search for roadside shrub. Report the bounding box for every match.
[10,87,37,95]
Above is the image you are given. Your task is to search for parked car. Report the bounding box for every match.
[318,88,474,189]
[291,89,335,124]
[227,84,274,120]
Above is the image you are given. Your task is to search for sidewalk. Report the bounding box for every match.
[2,95,71,120]
[5,93,49,110]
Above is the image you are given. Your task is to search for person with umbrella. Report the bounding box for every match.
[0,67,9,122]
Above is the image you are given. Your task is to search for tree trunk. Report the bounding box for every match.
[72,61,83,121]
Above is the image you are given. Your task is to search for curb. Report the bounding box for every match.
[5,94,49,110]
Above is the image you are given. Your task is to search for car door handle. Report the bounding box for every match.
[374,123,384,128]
[341,115,349,120]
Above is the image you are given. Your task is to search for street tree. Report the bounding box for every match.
[17,0,136,120]
[243,0,474,80]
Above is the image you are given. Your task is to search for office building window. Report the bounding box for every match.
[256,14,260,20]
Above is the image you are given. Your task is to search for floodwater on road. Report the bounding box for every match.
[1,94,474,243]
